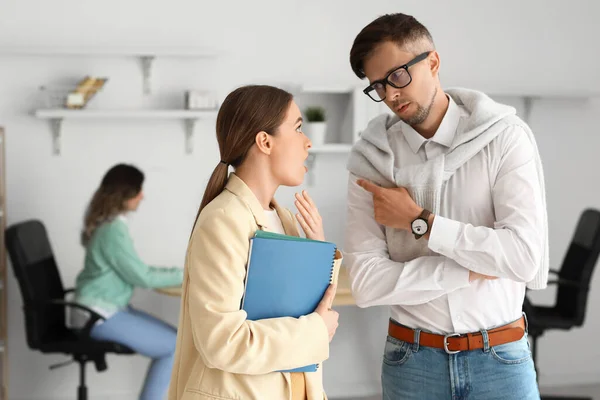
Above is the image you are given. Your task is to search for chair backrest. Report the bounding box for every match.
[5,220,69,349]
[556,208,600,326]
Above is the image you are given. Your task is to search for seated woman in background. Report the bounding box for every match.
[168,85,342,400]
[72,163,184,400]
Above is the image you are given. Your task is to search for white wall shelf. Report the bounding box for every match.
[0,46,218,57]
[486,90,600,99]
[485,92,599,124]
[34,108,218,155]
[0,46,219,94]
[35,109,217,119]
[309,144,352,154]
[296,85,357,94]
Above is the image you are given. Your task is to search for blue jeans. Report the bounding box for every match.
[90,307,177,400]
[381,323,539,399]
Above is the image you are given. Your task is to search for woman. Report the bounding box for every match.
[73,163,184,400]
[169,85,342,400]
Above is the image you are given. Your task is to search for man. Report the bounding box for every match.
[344,13,548,399]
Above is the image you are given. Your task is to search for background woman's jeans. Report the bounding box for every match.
[90,307,177,400]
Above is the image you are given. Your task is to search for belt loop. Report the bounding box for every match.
[412,328,421,352]
[522,311,529,334]
[480,329,490,353]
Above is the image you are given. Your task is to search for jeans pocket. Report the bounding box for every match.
[490,335,532,365]
[383,335,412,366]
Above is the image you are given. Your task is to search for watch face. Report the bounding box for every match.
[412,218,428,235]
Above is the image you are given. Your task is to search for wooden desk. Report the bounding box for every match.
[156,267,356,307]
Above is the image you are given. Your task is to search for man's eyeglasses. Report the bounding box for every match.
[363,51,431,102]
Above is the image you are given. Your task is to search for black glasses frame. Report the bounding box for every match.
[363,51,431,102]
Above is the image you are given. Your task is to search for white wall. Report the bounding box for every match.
[1,0,600,398]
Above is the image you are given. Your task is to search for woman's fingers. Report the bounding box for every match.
[302,190,318,213]
[295,192,313,214]
[295,198,316,228]
[296,212,312,235]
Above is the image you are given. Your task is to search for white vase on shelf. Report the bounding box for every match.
[305,122,327,146]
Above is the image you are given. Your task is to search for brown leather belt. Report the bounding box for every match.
[388,316,526,354]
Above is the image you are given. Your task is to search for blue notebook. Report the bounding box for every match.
[241,230,338,373]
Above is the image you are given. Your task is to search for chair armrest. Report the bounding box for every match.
[48,299,106,338]
[547,279,588,290]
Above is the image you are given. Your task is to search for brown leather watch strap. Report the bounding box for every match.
[419,209,431,221]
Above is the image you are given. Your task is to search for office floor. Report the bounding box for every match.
[331,383,600,400]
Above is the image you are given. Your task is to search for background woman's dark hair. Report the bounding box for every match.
[192,85,293,231]
[350,13,435,79]
[81,163,144,245]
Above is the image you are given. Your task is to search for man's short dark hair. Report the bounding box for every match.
[349,13,435,79]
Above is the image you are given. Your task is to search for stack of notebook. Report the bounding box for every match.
[241,230,338,373]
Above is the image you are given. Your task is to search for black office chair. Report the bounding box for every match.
[5,220,135,400]
[524,208,600,400]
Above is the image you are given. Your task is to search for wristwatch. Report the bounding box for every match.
[411,209,432,239]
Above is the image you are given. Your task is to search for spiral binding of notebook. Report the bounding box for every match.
[329,248,336,284]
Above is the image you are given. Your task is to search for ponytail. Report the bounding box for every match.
[190,162,229,235]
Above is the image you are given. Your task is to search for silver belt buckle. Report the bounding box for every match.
[444,333,461,354]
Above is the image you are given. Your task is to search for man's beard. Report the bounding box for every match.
[397,87,437,126]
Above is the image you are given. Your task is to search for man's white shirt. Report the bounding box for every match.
[344,96,545,334]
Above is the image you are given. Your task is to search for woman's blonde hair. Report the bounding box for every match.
[81,164,144,246]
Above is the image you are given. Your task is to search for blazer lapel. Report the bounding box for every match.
[224,173,268,229]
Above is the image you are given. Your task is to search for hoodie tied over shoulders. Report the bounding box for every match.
[347,87,549,290]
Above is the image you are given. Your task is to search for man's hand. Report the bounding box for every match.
[469,271,498,282]
[357,179,423,231]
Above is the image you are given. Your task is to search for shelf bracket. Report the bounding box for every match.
[522,96,535,125]
[140,56,156,95]
[184,119,197,154]
[305,153,317,186]
[50,118,63,155]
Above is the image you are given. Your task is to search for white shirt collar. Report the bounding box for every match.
[402,94,461,154]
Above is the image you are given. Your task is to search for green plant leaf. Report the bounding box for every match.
[304,106,326,122]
